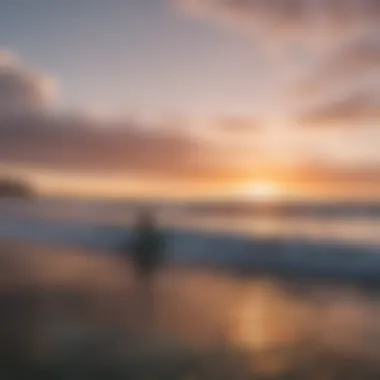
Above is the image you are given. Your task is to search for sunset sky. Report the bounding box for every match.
[0,0,379,199]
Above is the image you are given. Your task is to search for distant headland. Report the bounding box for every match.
[0,178,35,199]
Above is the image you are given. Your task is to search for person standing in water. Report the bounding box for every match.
[129,210,165,280]
[128,210,165,335]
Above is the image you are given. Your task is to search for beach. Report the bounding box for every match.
[1,199,380,378]
[1,238,380,379]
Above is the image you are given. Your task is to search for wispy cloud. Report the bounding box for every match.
[298,91,380,127]
[176,0,380,130]
[177,0,380,47]
[214,116,260,132]
[294,39,380,97]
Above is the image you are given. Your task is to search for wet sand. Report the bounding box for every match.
[1,239,380,379]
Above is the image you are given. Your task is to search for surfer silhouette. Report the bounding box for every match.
[129,210,165,280]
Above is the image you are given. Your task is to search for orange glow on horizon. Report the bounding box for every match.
[1,163,380,201]
[237,180,283,201]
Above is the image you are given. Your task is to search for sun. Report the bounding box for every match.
[239,180,281,200]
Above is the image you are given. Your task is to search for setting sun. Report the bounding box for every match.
[239,181,281,200]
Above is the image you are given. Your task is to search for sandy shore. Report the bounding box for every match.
[1,239,380,379]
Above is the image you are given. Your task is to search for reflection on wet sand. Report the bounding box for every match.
[1,240,380,379]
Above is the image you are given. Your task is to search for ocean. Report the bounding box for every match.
[0,197,380,282]
[1,197,380,245]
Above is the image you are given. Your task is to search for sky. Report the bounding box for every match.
[0,0,379,199]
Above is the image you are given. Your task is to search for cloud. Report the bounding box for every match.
[0,51,57,115]
[294,39,380,97]
[215,116,260,132]
[176,0,380,131]
[291,38,380,128]
[0,50,377,187]
[0,52,228,179]
[177,0,380,47]
[298,91,380,127]
[0,112,231,179]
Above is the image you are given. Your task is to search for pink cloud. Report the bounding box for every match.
[294,39,380,97]
[177,0,380,46]
[298,91,380,127]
